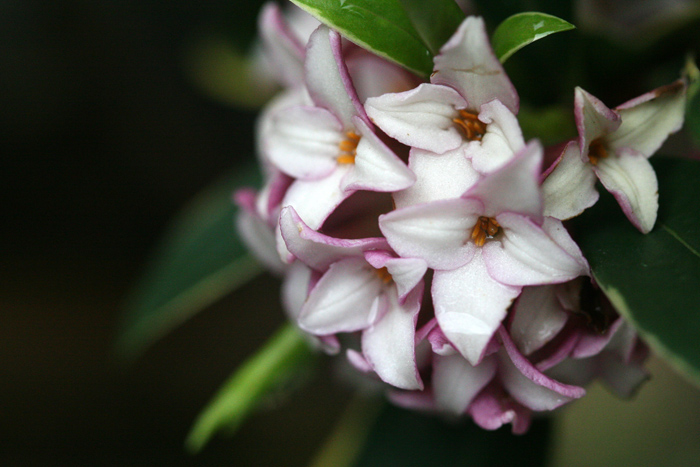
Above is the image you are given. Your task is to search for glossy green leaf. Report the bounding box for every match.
[186,324,314,452]
[117,166,264,359]
[289,0,435,76]
[573,158,700,385]
[397,0,465,56]
[492,12,575,63]
[352,403,551,467]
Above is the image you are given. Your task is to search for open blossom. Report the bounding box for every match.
[542,80,686,230]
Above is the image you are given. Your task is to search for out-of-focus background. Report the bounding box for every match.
[3,1,700,465]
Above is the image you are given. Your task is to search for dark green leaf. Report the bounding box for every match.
[116,165,264,359]
[685,58,700,147]
[573,158,700,385]
[289,0,434,76]
[186,324,315,452]
[352,403,551,467]
[491,12,575,63]
[397,0,465,56]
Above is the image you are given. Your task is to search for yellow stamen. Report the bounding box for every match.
[337,131,361,164]
[588,138,608,165]
[375,267,392,284]
[470,216,501,247]
[453,109,487,141]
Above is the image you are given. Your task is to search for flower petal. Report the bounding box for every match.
[467,99,525,173]
[364,83,467,154]
[542,141,599,220]
[258,2,306,87]
[266,105,343,179]
[485,214,589,286]
[432,16,518,113]
[379,198,482,270]
[594,148,659,233]
[298,257,383,334]
[345,48,418,101]
[341,116,416,193]
[393,147,480,209]
[433,353,497,414]
[464,140,543,220]
[574,87,621,160]
[509,285,569,355]
[281,261,313,321]
[499,328,586,411]
[363,250,427,301]
[362,285,424,390]
[609,80,686,157]
[279,206,388,271]
[304,26,366,129]
[433,250,521,365]
[468,385,531,434]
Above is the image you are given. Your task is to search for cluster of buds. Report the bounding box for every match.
[236,3,685,432]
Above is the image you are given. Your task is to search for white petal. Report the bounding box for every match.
[542,141,599,220]
[595,149,659,233]
[258,2,305,87]
[305,26,364,129]
[236,209,285,275]
[432,17,518,113]
[609,80,686,157]
[341,117,416,193]
[281,261,313,321]
[574,87,621,159]
[363,250,427,301]
[467,99,525,173]
[485,214,589,286]
[393,148,480,209]
[433,353,497,414]
[362,286,423,390]
[299,257,383,334]
[346,49,418,101]
[510,285,569,355]
[266,105,342,179]
[433,251,521,365]
[364,83,466,154]
[379,198,482,270]
[464,140,543,220]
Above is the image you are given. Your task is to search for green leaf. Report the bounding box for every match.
[684,57,700,147]
[186,324,314,452]
[397,0,465,56]
[491,12,575,63]
[289,0,440,76]
[352,403,551,467]
[573,158,700,386]
[116,165,264,359]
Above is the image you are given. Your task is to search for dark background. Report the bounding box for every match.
[3,1,700,466]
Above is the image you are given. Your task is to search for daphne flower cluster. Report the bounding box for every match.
[236,3,686,433]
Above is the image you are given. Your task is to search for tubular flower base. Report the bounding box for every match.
[234,3,687,433]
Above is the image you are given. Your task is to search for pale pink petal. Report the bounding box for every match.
[432,17,518,113]
[575,87,621,160]
[433,250,521,365]
[279,206,388,271]
[346,349,373,373]
[610,80,686,157]
[427,325,455,356]
[595,148,659,233]
[345,48,418,101]
[364,250,427,301]
[467,99,525,173]
[379,198,483,270]
[298,257,384,334]
[571,318,624,358]
[341,117,416,193]
[363,285,424,390]
[387,390,435,411]
[433,353,497,414]
[464,140,543,220]
[544,357,597,388]
[485,214,589,286]
[275,167,354,262]
[499,328,586,410]
[257,87,311,168]
[255,171,294,223]
[236,209,285,275]
[542,141,599,220]
[258,2,306,87]
[281,261,312,321]
[510,285,569,355]
[266,105,342,179]
[599,354,649,398]
[305,26,366,129]
[393,147,480,209]
[364,83,467,154]
[468,386,531,434]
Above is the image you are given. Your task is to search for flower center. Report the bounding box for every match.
[453,109,487,141]
[375,267,392,284]
[588,138,608,165]
[471,216,501,247]
[337,131,361,164]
